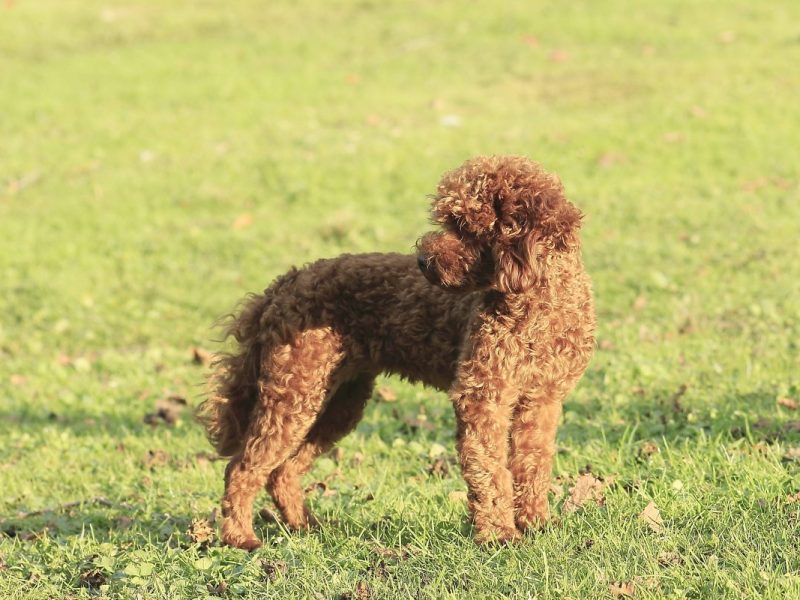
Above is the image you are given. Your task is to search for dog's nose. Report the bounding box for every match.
[417,255,428,273]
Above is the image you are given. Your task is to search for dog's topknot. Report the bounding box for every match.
[432,155,579,245]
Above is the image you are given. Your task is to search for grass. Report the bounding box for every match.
[1,0,799,597]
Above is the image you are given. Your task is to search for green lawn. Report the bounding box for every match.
[2,1,799,598]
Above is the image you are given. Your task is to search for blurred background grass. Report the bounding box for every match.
[1,1,799,598]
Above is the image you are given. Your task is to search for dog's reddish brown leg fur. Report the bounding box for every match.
[266,375,374,529]
[451,332,520,543]
[509,396,563,531]
[221,330,343,550]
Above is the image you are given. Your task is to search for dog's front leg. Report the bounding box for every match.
[509,397,562,532]
[452,378,520,544]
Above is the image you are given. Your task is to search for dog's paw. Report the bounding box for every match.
[222,534,263,551]
[474,525,522,545]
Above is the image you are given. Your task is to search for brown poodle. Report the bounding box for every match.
[198,155,595,550]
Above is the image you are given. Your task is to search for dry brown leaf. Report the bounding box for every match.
[663,131,685,144]
[9,374,27,386]
[187,518,215,546]
[375,386,397,402]
[143,449,170,469]
[783,447,800,463]
[232,213,253,230]
[207,581,227,596]
[78,569,107,589]
[143,395,187,427]
[549,482,565,501]
[785,492,800,503]
[448,490,468,503]
[191,347,214,366]
[549,49,569,63]
[633,295,648,311]
[562,473,608,514]
[778,397,799,411]
[639,501,665,533]
[609,581,635,597]
[261,559,287,581]
[657,551,684,567]
[354,580,371,600]
[427,457,450,477]
[597,152,626,168]
[638,441,659,460]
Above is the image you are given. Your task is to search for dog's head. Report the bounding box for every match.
[416,156,582,294]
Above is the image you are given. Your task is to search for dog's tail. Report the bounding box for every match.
[196,292,271,457]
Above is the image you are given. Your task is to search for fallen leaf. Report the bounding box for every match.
[143,395,188,427]
[448,490,468,503]
[9,374,27,386]
[597,152,626,168]
[520,34,539,47]
[778,397,799,411]
[428,443,446,458]
[639,501,664,533]
[549,49,569,63]
[232,213,253,230]
[400,414,434,432]
[143,449,170,469]
[372,545,411,561]
[690,105,707,118]
[609,581,635,597]
[637,441,659,460]
[549,482,565,501]
[783,448,800,463]
[261,559,288,581]
[785,492,800,503]
[633,295,647,311]
[657,551,684,567]
[79,568,107,589]
[354,580,372,600]
[562,473,607,514]
[427,457,450,477]
[663,131,685,143]
[207,581,227,596]
[375,386,397,402]
[187,518,215,547]
[191,347,214,366]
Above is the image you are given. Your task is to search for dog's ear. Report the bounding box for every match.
[494,198,582,293]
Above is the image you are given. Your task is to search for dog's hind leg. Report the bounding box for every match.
[265,374,375,529]
[220,329,343,550]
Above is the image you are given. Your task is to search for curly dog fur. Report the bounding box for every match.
[198,155,595,549]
